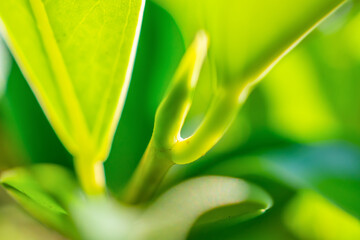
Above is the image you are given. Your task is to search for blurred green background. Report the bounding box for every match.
[1,1,360,239]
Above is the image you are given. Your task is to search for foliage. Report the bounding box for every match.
[0,0,359,239]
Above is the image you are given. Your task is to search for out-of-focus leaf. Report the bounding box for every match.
[151,0,346,90]
[131,176,272,240]
[188,179,297,240]
[71,199,140,240]
[71,177,271,240]
[260,48,340,142]
[204,142,360,219]
[0,164,79,237]
[306,9,360,143]
[143,0,347,168]
[284,191,360,240]
[0,0,145,164]
[257,3,360,144]
[0,37,10,97]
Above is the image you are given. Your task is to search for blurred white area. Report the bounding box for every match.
[0,35,11,98]
[318,0,353,34]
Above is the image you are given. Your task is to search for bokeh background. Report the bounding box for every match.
[1,1,360,239]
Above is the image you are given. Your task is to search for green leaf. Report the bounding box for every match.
[260,45,340,142]
[0,0,145,177]
[130,176,272,240]
[2,58,72,167]
[0,164,79,237]
[151,0,347,90]
[205,142,360,219]
[300,8,360,142]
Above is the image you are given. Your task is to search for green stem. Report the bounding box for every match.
[123,140,174,204]
[74,157,105,196]
[171,88,243,164]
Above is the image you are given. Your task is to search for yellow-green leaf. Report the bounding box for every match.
[0,0,145,165]
[151,0,346,91]
[285,191,360,240]
[146,0,347,166]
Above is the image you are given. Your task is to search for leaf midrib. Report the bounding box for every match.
[29,0,92,153]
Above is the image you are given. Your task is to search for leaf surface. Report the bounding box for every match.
[0,0,145,160]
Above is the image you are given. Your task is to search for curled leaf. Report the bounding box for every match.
[130,176,272,240]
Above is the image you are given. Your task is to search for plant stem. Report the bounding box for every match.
[171,88,243,164]
[74,157,105,196]
[123,140,174,204]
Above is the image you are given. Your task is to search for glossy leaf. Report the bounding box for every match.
[0,164,79,237]
[130,176,272,240]
[0,0,145,172]
[205,142,360,219]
